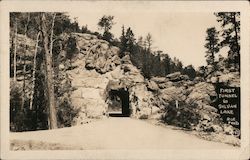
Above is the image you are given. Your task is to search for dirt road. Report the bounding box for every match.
[10,117,235,149]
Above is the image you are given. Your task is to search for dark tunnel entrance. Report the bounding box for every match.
[108,88,130,117]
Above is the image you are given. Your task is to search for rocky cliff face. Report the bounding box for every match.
[12,32,240,139]
[59,33,152,124]
[58,33,240,139]
[68,33,121,74]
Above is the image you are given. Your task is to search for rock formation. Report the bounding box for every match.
[11,32,240,140]
[56,33,240,138]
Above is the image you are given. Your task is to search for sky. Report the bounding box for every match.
[67,3,222,68]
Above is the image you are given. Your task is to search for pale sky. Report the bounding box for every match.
[67,3,222,68]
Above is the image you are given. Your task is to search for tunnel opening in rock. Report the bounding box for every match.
[108,88,130,117]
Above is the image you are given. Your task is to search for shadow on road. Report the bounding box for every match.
[108,112,129,117]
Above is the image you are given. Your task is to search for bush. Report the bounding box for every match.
[139,114,148,119]
[161,100,200,130]
[57,98,80,128]
[56,72,80,128]
[66,36,79,61]
[10,82,23,131]
[10,82,22,119]
[10,82,38,131]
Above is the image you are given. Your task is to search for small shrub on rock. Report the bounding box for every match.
[139,114,149,119]
[161,100,200,130]
[56,71,80,128]
[57,98,80,128]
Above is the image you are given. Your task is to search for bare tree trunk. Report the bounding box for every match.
[21,13,30,111]
[13,23,17,81]
[232,13,240,70]
[41,13,58,129]
[232,13,239,54]
[20,50,27,111]
[29,32,41,110]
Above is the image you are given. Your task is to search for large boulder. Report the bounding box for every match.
[186,82,216,105]
[158,81,174,89]
[166,72,181,82]
[207,68,240,87]
[218,72,240,87]
[68,33,121,74]
[160,86,186,102]
[146,80,159,91]
[166,72,189,82]
[150,77,174,89]
[106,64,144,86]
[129,83,159,119]
[150,77,167,83]
[66,59,111,125]
[121,54,131,64]
[184,82,225,133]
[193,76,204,84]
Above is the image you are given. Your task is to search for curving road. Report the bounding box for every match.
[10,117,235,149]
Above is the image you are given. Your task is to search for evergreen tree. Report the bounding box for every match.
[204,27,219,66]
[176,60,183,73]
[125,27,136,54]
[153,52,162,76]
[163,54,171,75]
[119,25,127,57]
[183,65,196,80]
[137,36,143,47]
[215,12,240,70]
[81,25,89,33]
[119,26,136,57]
[97,15,115,42]
[66,36,78,66]
[54,13,73,35]
[70,17,80,32]
[145,33,153,51]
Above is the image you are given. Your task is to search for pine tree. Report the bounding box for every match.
[137,36,143,47]
[119,26,136,57]
[119,25,127,57]
[183,65,196,80]
[163,54,171,75]
[125,27,136,54]
[204,27,219,66]
[153,52,162,76]
[145,33,153,51]
[97,15,115,42]
[215,12,240,70]
[176,60,183,73]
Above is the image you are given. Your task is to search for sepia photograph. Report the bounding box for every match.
[1,1,249,160]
